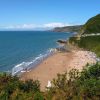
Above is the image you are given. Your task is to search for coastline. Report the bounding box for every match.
[12,48,57,76]
[20,49,97,91]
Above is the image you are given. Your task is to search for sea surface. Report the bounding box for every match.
[0,31,73,75]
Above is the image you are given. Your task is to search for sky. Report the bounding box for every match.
[0,0,100,30]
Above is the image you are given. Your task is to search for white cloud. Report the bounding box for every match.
[0,22,71,30]
[43,22,70,28]
[4,24,37,29]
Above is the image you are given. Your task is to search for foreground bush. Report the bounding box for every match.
[0,73,40,100]
[0,63,100,100]
[46,63,100,100]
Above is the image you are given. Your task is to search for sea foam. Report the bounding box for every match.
[12,48,57,76]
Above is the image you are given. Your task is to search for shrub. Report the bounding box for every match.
[34,92,44,100]
[0,63,100,99]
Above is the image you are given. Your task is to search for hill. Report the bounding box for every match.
[69,14,100,57]
[52,25,82,33]
[81,14,100,34]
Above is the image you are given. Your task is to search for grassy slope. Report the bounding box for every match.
[69,36,100,57]
[78,36,100,56]
[82,14,100,34]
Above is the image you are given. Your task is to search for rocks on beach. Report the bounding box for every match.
[57,39,67,44]
[68,50,97,70]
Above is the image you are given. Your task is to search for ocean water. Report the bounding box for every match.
[0,31,73,75]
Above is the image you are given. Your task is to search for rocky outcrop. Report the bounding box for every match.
[57,39,67,44]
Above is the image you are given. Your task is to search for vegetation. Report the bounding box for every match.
[52,25,82,33]
[81,14,100,34]
[0,63,100,100]
[0,73,41,100]
[46,63,100,100]
[69,36,100,57]
[69,14,100,57]
[53,14,100,34]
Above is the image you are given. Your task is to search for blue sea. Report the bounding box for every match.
[0,31,73,75]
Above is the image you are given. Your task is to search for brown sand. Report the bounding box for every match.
[20,50,96,91]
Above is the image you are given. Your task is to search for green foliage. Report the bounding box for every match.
[78,36,100,57]
[80,63,100,80]
[19,80,40,93]
[52,73,67,90]
[0,63,100,100]
[70,14,100,57]
[34,92,44,100]
[69,36,79,45]
[0,73,40,100]
[69,14,100,57]
[47,63,100,100]
[69,36,100,57]
[82,14,100,34]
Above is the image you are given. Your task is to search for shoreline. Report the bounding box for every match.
[20,50,97,91]
[11,48,57,76]
[12,41,71,76]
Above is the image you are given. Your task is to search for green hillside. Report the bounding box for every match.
[69,14,100,57]
[81,14,100,34]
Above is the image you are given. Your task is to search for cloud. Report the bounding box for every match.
[43,22,70,28]
[0,22,71,30]
[3,24,37,29]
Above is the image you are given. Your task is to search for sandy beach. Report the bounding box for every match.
[20,50,96,91]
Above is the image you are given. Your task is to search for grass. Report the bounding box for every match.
[82,14,100,34]
[69,36,100,57]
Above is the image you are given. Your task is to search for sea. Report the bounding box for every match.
[0,31,73,75]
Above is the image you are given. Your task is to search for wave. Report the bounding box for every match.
[12,48,57,76]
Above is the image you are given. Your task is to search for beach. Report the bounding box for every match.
[20,50,96,91]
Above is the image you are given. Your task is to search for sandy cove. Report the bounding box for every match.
[20,50,96,91]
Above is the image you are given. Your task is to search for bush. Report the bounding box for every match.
[47,63,100,100]
[19,80,40,92]
[69,36,100,57]
[34,92,44,100]
[0,74,40,100]
[0,63,100,99]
